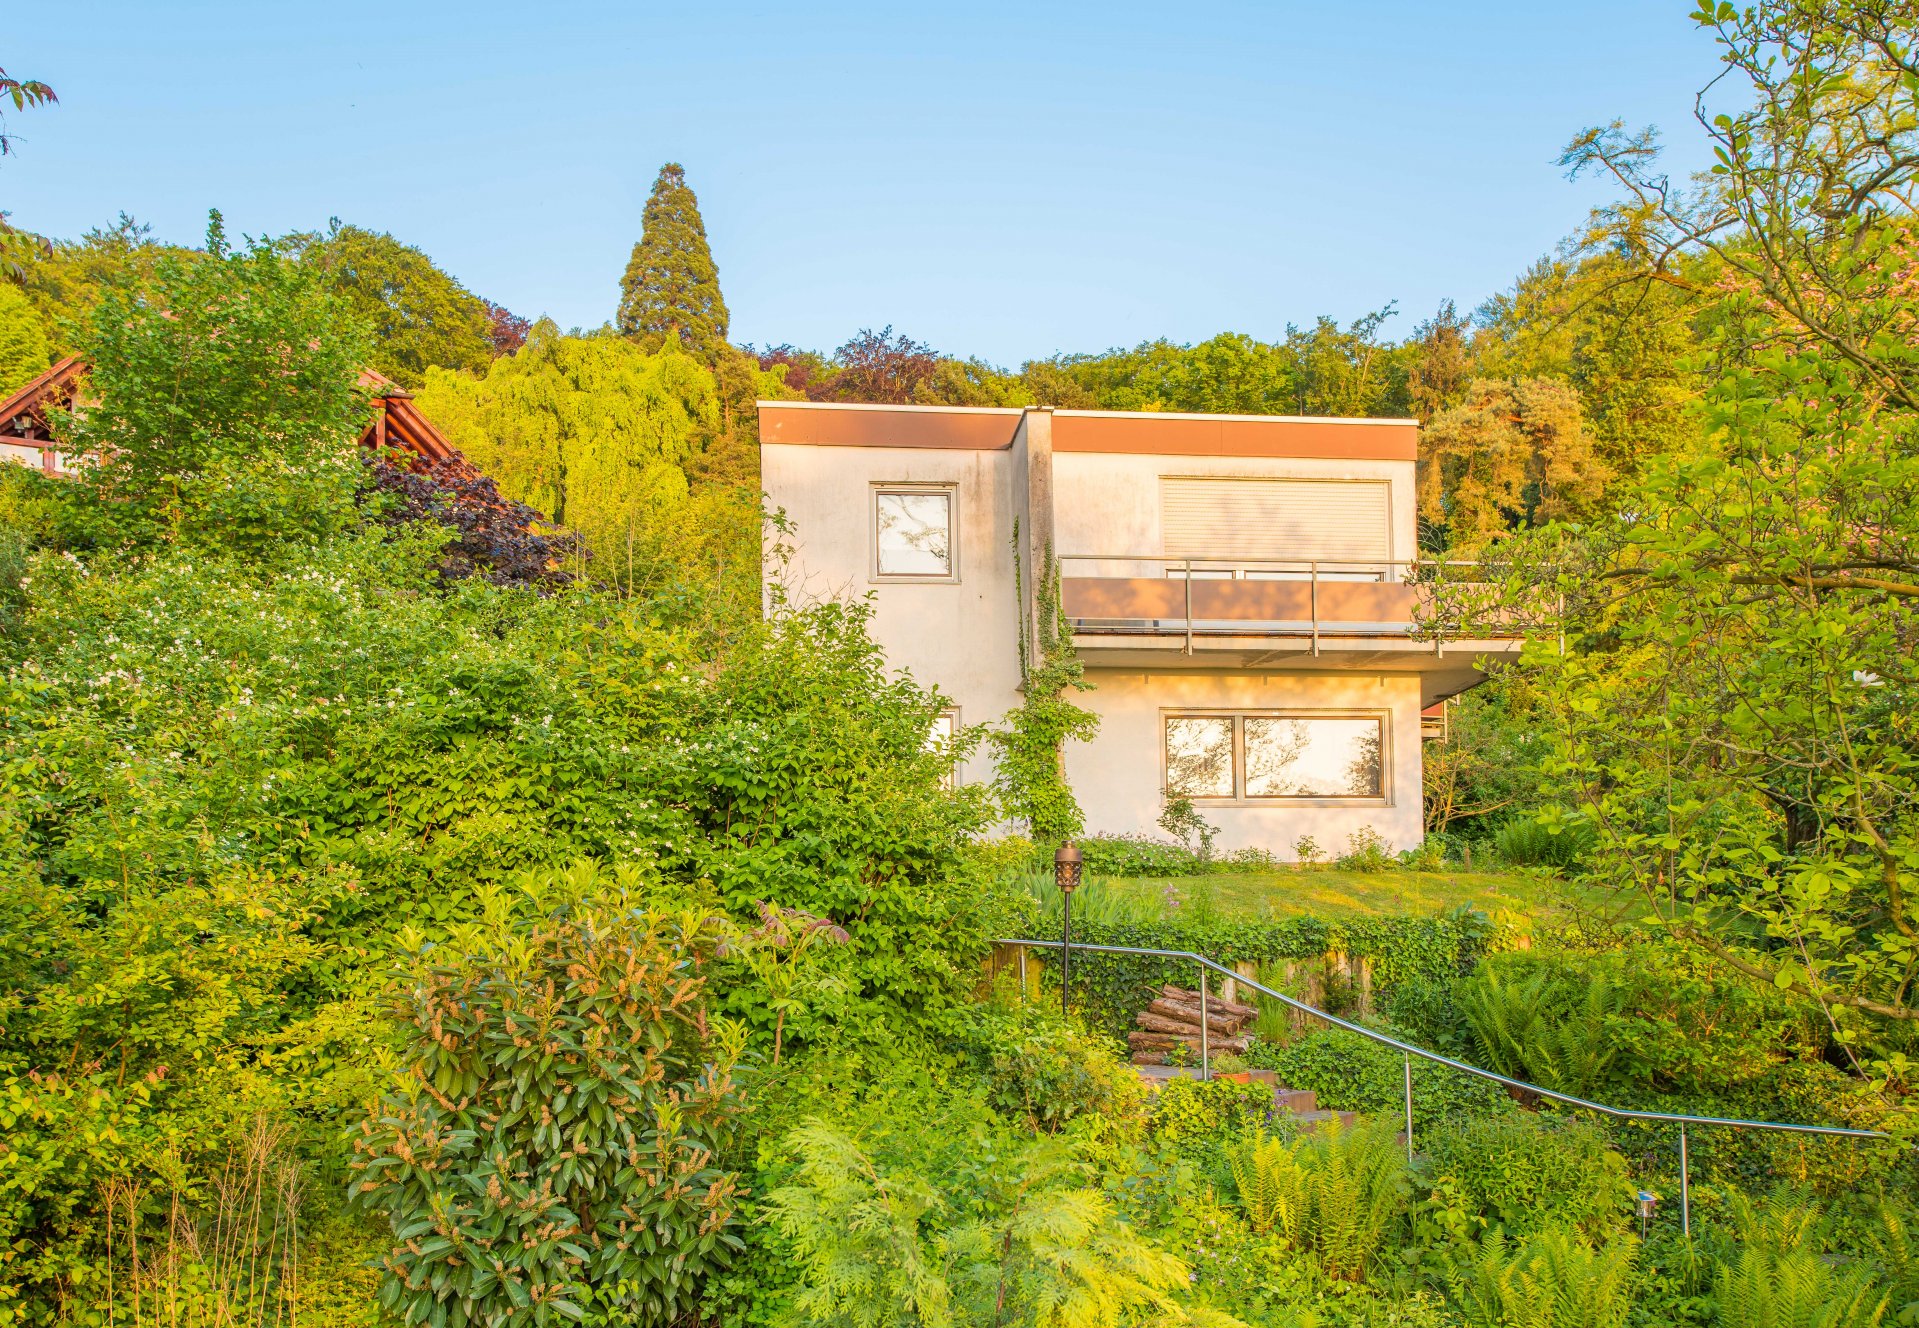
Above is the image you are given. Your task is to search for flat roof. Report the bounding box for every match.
[756,400,1417,461]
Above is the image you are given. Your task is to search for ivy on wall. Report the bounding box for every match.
[990,523,1098,846]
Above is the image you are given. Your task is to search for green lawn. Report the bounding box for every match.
[1098,868,1622,933]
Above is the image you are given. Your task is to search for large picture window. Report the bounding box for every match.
[1164,712,1385,801]
[874,485,956,580]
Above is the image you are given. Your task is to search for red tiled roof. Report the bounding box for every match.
[0,358,460,467]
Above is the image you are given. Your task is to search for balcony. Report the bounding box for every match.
[1057,555,1528,692]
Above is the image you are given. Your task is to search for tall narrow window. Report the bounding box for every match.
[874,486,956,580]
[926,708,961,789]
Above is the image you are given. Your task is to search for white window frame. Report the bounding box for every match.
[871,483,959,584]
[1161,709,1391,806]
[927,706,963,790]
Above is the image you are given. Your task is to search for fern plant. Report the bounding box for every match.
[1708,1189,1890,1328]
[1713,1245,1887,1328]
[767,1125,1238,1328]
[1225,1119,1408,1282]
[1456,957,1622,1097]
[1447,1227,1637,1328]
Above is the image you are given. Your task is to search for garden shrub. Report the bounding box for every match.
[1334,827,1395,873]
[1490,812,1594,872]
[1244,1027,1513,1121]
[1419,1114,1630,1238]
[1704,1191,1890,1328]
[1150,1075,1276,1144]
[1457,953,1625,1098]
[763,1123,1207,1328]
[1444,1226,1636,1328]
[1077,832,1279,878]
[350,864,747,1327]
[957,998,1142,1135]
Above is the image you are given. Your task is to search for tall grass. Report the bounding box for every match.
[1011,870,1168,928]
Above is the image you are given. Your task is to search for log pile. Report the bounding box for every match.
[1128,984,1259,1064]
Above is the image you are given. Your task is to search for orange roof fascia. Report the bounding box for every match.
[756,400,1417,461]
[758,401,1022,450]
[1052,411,1417,462]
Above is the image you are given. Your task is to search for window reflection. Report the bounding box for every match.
[1165,716,1235,798]
[876,491,952,577]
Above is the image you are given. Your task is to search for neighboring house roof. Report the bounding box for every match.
[0,354,87,447]
[0,358,461,469]
[755,399,1419,461]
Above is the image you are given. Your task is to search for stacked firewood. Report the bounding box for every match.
[1128,984,1259,1064]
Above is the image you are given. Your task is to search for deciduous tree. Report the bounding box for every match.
[302,222,499,388]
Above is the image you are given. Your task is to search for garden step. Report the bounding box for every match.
[1273,1088,1318,1114]
[1285,1108,1361,1134]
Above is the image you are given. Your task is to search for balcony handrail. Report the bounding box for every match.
[1056,553,1486,571]
[997,935,1908,1236]
[1054,554,1518,656]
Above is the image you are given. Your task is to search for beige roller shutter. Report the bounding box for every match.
[1161,477,1391,561]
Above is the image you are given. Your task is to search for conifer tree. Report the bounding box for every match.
[616,163,729,351]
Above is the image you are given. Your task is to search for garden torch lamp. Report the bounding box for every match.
[1636,1190,1658,1240]
[1055,840,1082,1017]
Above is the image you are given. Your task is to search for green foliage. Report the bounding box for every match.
[1419,1115,1630,1239]
[1075,833,1280,878]
[301,221,499,388]
[618,162,730,352]
[1059,910,1497,1036]
[1457,954,1623,1098]
[1244,1028,1512,1121]
[0,281,47,392]
[1445,1227,1637,1328]
[1709,1191,1889,1328]
[1497,0,1919,1034]
[63,214,371,552]
[350,863,747,1327]
[957,997,1141,1134]
[1336,827,1396,873]
[1150,1076,1276,1144]
[1225,1119,1411,1281]
[991,533,1098,845]
[416,320,743,584]
[1490,813,1594,872]
[1011,869,1167,928]
[764,1124,1221,1328]
[1420,376,1607,545]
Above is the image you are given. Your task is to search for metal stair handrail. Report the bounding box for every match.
[996,936,1910,1236]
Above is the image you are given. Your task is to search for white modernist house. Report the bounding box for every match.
[759,401,1521,856]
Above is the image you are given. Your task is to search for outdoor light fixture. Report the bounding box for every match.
[1055,840,1082,1017]
[1636,1190,1658,1240]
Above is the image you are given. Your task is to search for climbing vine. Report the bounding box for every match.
[990,521,1098,846]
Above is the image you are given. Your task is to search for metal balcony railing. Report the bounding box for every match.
[1054,554,1518,657]
[998,936,1909,1237]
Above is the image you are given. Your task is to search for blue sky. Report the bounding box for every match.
[3,2,1719,366]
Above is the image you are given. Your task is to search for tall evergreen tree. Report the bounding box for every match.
[616,163,729,351]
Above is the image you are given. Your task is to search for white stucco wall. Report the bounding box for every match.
[761,441,1025,787]
[1051,450,1418,567]
[1065,669,1426,856]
